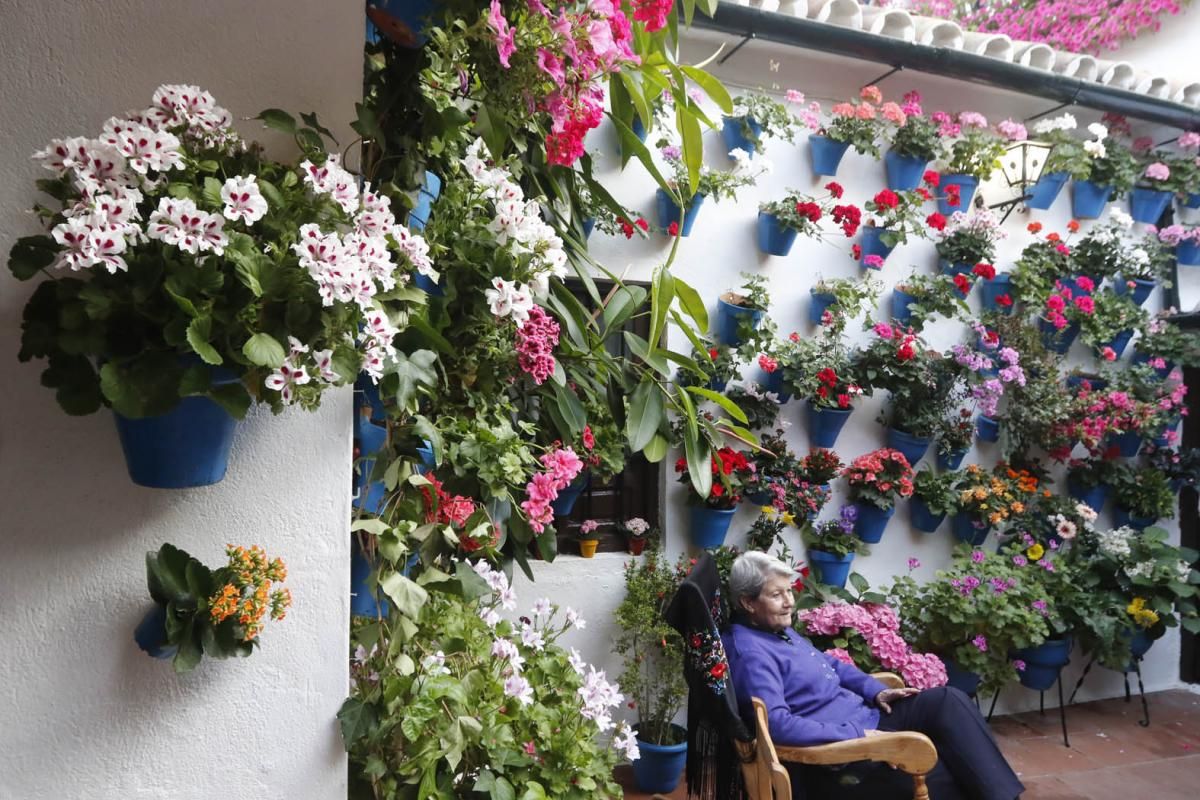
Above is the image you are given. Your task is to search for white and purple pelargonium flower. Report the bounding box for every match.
[144,84,233,133]
[299,154,360,215]
[220,175,269,225]
[146,196,228,256]
[485,276,535,325]
[50,216,128,274]
[503,674,534,705]
[99,117,185,175]
[264,361,311,404]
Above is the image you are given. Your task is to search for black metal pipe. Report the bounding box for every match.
[691,4,1200,131]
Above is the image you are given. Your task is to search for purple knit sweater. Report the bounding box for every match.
[723,621,888,746]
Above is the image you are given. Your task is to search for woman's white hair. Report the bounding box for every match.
[729,551,794,604]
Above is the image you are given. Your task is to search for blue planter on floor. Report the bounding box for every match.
[551,472,589,516]
[632,726,688,794]
[809,290,837,325]
[1129,187,1172,224]
[891,288,916,326]
[716,295,765,347]
[1067,479,1108,513]
[1039,318,1079,354]
[763,369,791,403]
[980,275,1015,314]
[952,514,990,546]
[937,449,967,470]
[722,115,763,157]
[942,657,982,697]
[1114,276,1156,306]
[1098,330,1135,359]
[1071,180,1113,219]
[1108,430,1143,458]
[1178,239,1200,266]
[807,403,853,448]
[886,428,931,465]
[1113,506,1156,531]
[809,135,851,176]
[114,368,241,489]
[1014,637,1073,691]
[859,225,895,268]
[808,549,855,588]
[976,415,1001,442]
[854,503,895,544]
[134,605,177,660]
[910,497,945,533]
[937,174,978,216]
[884,150,928,191]
[757,211,798,256]
[1025,171,1069,210]
[690,506,737,549]
[655,189,705,237]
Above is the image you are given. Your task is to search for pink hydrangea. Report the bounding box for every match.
[1145,162,1170,182]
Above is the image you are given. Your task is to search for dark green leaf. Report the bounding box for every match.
[300,111,339,145]
[185,317,222,365]
[392,349,439,409]
[673,276,709,334]
[337,697,379,746]
[626,377,664,452]
[379,572,428,618]
[686,386,748,424]
[8,235,57,280]
[256,108,298,134]
[553,383,586,435]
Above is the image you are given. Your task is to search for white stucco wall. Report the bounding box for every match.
[519,21,1199,721]
[0,3,360,799]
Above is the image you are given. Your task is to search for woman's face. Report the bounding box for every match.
[740,573,795,632]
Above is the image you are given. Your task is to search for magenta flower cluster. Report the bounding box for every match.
[515,305,561,385]
[520,447,585,533]
[798,602,949,689]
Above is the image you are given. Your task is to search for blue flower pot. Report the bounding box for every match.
[884,150,928,191]
[1071,180,1113,219]
[952,514,990,546]
[1014,636,1072,691]
[551,472,590,516]
[809,290,837,325]
[716,295,765,347]
[413,271,444,296]
[1065,273,1099,297]
[938,174,978,216]
[618,116,649,158]
[887,428,931,465]
[582,217,596,239]
[690,506,737,549]
[655,189,705,236]
[1132,350,1174,379]
[355,420,389,514]
[976,415,1001,443]
[1123,630,1156,671]
[1108,430,1143,458]
[854,503,895,544]
[1065,374,1108,393]
[891,288,917,327]
[632,727,688,794]
[937,449,967,470]
[1185,193,1200,210]
[722,115,763,157]
[1178,239,1200,266]
[709,378,728,393]
[941,656,982,697]
[757,211,797,256]
[355,374,387,423]
[807,403,852,448]
[745,489,774,505]
[1129,187,1172,225]
[860,225,895,268]
[408,170,442,231]
[1098,329,1134,359]
[366,0,436,45]
[1113,506,1156,531]
[1067,478,1107,513]
[808,549,855,588]
[980,274,1015,314]
[1114,276,1156,306]
[1025,171,1069,210]
[763,369,791,403]
[809,135,851,176]
[910,497,945,533]
[1039,318,1079,354]
[351,536,389,618]
[134,605,177,660]
[114,368,241,489]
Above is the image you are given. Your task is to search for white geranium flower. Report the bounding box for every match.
[503,674,534,705]
[264,362,311,404]
[520,623,545,651]
[479,608,501,628]
[311,348,339,383]
[102,120,185,175]
[567,647,586,676]
[1087,123,1109,140]
[146,196,227,255]
[564,607,586,630]
[1109,208,1134,229]
[421,650,451,676]
[614,725,641,761]
[484,277,534,325]
[532,597,553,618]
[221,175,269,224]
[1083,140,1107,159]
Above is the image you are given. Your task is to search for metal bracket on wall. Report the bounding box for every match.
[718,31,755,65]
[1024,96,1079,124]
[861,65,903,91]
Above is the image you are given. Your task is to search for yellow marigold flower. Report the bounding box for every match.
[1127,597,1146,614]
[1026,543,1045,561]
[760,506,775,516]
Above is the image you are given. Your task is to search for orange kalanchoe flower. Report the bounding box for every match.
[209,583,240,624]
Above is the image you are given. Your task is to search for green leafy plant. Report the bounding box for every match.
[1108,463,1177,520]
[889,114,945,162]
[663,148,765,204]
[1137,314,1200,368]
[912,467,962,518]
[729,92,800,148]
[810,275,882,334]
[802,87,889,158]
[724,382,782,431]
[941,122,1007,180]
[864,187,936,249]
[777,331,863,410]
[803,507,865,559]
[934,207,1005,266]
[1010,236,1075,308]
[857,329,964,440]
[799,447,844,485]
[893,273,970,331]
[1077,290,1148,353]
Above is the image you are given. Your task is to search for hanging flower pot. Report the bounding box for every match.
[1039,318,1079,354]
[350,537,390,618]
[134,605,178,660]
[886,428,932,465]
[1013,636,1073,691]
[854,503,895,544]
[1123,629,1156,671]
[579,539,599,558]
[1064,373,1108,393]
[1177,239,1200,267]
[909,497,945,533]
[937,174,978,216]
[809,135,851,176]
[582,217,596,239]
[976,415,1001,443]
[884,150,928,191]
[407,170,442,231]
[1129,187,1173,224]
[1184,193,1200,210]
[551,472,590,516]
[952,513,990,546]
[807,549,855,588]
[627,536,648,555]
[1131,350,1174,379]
[763,369,791,403]
[1107,430,1143,458]
[690,505,737,549]
[1113,276,1156,306]
[709,377,728,393]
[809,290,837,325]
[1024,171,1069,210]
[355,374,388,423]
[716,293,765,347]
[937,449,967,471]
[940,656,982,697]
[807,402,853,448]
[655,189,706,237]
[757,211,798,256]
[1113,505,1156,531]
[632,724,688,794]
[1098,330,1135,359]
[617,116,649,159]
[859,225,895,268]
[891,287,916,327]
[1071,180,1113,219]
[113,367,242,489]
[721,115,763,157]
[979,274,1015,314]
[1066,478,1108,513]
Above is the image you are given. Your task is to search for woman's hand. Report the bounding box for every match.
[874,687,921,714]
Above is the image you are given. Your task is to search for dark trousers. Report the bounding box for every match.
[795,687,1024,800]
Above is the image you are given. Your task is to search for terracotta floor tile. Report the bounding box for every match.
[998,736,1104,779]
[1019,775,1092,800]
[1056,765,1168,800]
[1119,755,1200,794]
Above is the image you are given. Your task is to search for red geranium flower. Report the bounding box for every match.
[873,189,900,209]
[923,170,941,187]
[926,212,947,231]
[825,181,844,199]
[944,184,961,207]
[996,294,1013,307]
[1067,219,1080,233]
[972,263,996,280]
[916,187,932,201]
[953,273,972,295]
[1027,222,1043,234]
[851,244,862,260]
[667,221,679,237]
[795,201,823,222]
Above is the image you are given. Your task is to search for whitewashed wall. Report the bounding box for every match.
[0,3,360,799]
[518,21,1200,721]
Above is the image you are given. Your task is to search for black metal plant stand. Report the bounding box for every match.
[1067,655,1151,728]
[986,674,1071,748]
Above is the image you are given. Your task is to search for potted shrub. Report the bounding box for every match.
[10,87,429,488]
[934,207,1005,282]
[1027,113,1082,209]
[778,331,863,447]
[657,145,767,236]
[1109,464,1177,530]
[801,506,865,589]
[808,275,881,332]
[798,447,845,490]
[1010,228,1076,311]
[675,447,752,548]
[843,447,914,543]
[1000,538,1077,691]
[1066,456,1120,513]
[890,272,969,330]
[577,519,601,557]
[1129,158,1177,224]
[722,92,799,158]
[859,186,937,268]
[1158,224,1200,268]
[614,551,691,794]
[725,380,784,427]
[716,273,770,348]
[910,467,960,533]
[620,516,655,555]
[951,464,1039,546]
[883,94,945,190]
[934,407,976,470]
[933,111,1008,214]
[1077,290,1148,361]
[1064,123,1138,219]
[756,183,861,257]
[1134,313,1200,376]
[797,86,889,176]
[135,543,291,671]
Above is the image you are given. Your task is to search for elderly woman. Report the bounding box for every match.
[723,551,1024,800]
